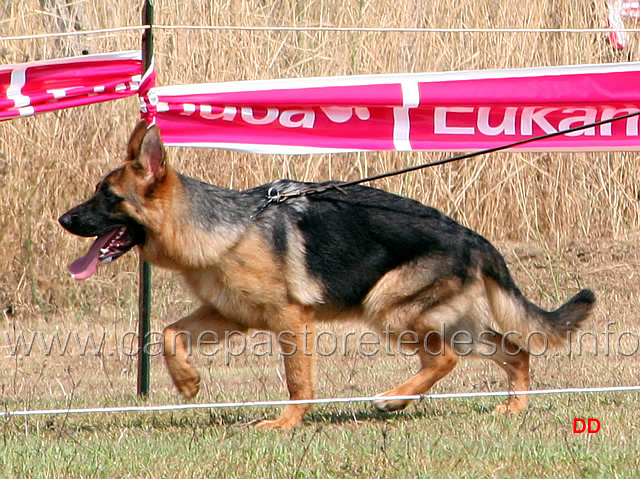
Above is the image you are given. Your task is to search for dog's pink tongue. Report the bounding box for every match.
[68,230,118,280]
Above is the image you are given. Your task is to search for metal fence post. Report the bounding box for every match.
[137,0,154,398]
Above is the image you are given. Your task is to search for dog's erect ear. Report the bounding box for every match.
[126,120,166,181]
[138,125,166,179]
[126,120,149,161]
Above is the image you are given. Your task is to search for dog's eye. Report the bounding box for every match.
[100,185,123,204]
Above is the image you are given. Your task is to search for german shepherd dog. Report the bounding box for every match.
[59,120,595,429]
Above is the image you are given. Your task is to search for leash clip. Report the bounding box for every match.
[267,186,283,203]
[251,186,285,219]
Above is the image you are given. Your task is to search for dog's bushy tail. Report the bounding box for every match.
[482,247,595,348]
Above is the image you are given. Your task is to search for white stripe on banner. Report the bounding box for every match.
[48,89,68,99]
[392,107,412,151]
[18,106,35,117]
[393,81,420,151]
[7,67,30,108]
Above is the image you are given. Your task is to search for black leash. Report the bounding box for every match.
[256,109,640,213]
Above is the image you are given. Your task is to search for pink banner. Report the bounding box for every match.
[0,51,143,120]
[146,63,640,153]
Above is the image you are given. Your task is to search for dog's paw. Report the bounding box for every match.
[492,403,524,415]
[174,373,200,399]
[373,394,410,413]
[254,416,302,430]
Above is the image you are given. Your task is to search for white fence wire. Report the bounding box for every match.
[2,386,640,418]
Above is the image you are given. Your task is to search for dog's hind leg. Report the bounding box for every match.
[163,305,247,399]
[373,333,458,413]
[483,332,530,414]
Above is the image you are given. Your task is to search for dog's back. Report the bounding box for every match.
[245,180,594,342]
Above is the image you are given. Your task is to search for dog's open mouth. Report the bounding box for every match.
[69,226,137,280]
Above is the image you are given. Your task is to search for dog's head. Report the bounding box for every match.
[58,120,166,280]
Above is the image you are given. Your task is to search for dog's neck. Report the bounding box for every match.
[178,173,253,228]
[139,171,254,270]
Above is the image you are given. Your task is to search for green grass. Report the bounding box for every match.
[2,393,639,478]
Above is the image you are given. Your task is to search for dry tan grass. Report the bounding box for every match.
[0,0,639,319]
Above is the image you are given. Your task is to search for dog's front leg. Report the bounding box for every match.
[163,305,247,399]
[256,307,315,430]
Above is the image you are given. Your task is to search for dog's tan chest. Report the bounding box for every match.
[180,231,291,328]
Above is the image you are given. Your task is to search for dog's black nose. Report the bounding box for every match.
[58,212,74,231]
